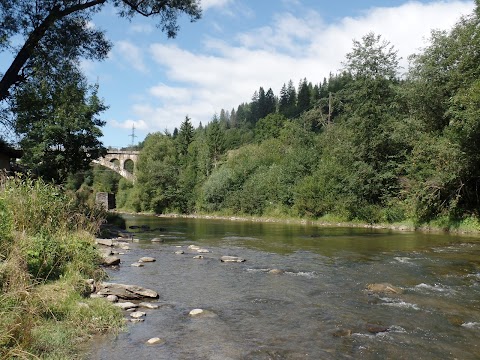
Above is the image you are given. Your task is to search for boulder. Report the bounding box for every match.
[366,283,403,294]
[151,238,164,243]
[114,301,138,310]
[106,295,118,303]
[220,256,246,263]
[175,250,184,255]
[131,262,144,267]
[193,255,204,260]
[102,255,120,266]
[138,257,156,263]
[97,282,159,300]
[188,245,200,250]
[96,238,114,247]
[196,249,210,253]
[130,311,146,319]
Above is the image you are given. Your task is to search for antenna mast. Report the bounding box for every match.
[129,124,137,147]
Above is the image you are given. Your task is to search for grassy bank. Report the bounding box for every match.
[0,176,123,359]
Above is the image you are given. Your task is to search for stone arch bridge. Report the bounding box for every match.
[93,149,139,181]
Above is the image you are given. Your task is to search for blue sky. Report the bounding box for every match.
[50,1,480,146]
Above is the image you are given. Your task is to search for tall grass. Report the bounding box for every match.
[0,175,123,359]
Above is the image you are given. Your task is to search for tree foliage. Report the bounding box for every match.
[14,66,107,183]
[111,3,480,227]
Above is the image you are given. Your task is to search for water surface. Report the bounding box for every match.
[87,215,480,359]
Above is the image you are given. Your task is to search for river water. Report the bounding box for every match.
[87,215,480,360]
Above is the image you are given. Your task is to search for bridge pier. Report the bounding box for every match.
[96,192,116,210]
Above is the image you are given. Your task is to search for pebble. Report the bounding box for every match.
[146,337,165,345]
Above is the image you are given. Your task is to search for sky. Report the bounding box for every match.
[74,1,475,147]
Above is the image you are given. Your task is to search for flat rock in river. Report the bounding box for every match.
[220,256,246,263]
[366,283,403,294]
[97,282,159,300]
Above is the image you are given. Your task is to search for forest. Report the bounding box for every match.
[74,2,480,229]
[2,1,480,230]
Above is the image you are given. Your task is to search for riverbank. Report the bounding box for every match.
[0,177,124,359]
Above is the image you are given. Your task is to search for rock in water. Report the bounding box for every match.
[97,282,159,299]
[151,237,164,243]
[332,329,352,337]
[220,256,246,263]
[96,238,114,247]
[146,337,165,345]
[268,269,284,275]
[139,302,160,309]
[113,302,138,310]
[138,257,156,263]
[366,324,389,334]
[366,283,403,294]
[189,308,204,316]
[102,255,120,266]
[131,262,144,267]
[130,311,146,319]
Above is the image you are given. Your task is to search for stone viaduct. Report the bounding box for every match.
[93,149,139,181]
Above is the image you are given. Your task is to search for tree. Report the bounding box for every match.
[0,0,201,103]
[135,132,178,213]
[177,115,194,157]
[403,2,480,219]
[13,65,107,183]
[206,117,225,169]
[297,78,311,115]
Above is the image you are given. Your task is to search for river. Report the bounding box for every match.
[86,214,480,359]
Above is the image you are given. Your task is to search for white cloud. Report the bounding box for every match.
[126,1,475,132]
[129,24,154,34]
[110,119,148,130]
[149,84,192,103]
[201,0,234,10]
[115,41,148,73]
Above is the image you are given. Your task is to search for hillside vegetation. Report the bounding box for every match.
[80,5,480,231]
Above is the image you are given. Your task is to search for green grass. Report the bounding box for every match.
[0,176,124,359]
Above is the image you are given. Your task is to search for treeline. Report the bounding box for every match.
[88,4,480,226]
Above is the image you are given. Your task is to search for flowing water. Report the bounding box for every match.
[86,215,480,360]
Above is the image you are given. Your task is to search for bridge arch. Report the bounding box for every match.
[92,150,139,181]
